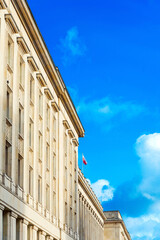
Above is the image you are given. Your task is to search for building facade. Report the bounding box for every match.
[104,211,131,240]
[0,1,132,240]
[0,0,84,239]
[78,170,105,240]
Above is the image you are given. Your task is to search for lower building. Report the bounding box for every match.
[104,211,131,240]
[78,170,105,240]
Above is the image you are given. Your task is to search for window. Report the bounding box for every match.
[29,166,33,196]
[6,89,12,120]
[30,76,34,102]
[38,176,42,203]
[46,144,50,169]
[18,155,23,188]
[53,191,56,216]
[70,208,72,228]
[5,141,11,177]
[19,107,23,135]
[65,202,68,224]
[19,59,24,86]
[29,120,33,148]
[39,91,43,116]
[46,185,50,210]
[38,134,42,160]
[53,154,56,177]
[46,105,50,128]
[7,38,13,67]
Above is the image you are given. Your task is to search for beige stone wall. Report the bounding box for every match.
[104,212,131,240]
[78,170,105,240]
[0,0,84,239]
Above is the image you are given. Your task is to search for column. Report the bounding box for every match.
[0,11,7,181]
[10,212,18,240]
[41,231,46,240]
[32,226,38,240]
[0,204,5,240]
[20,219,29,240]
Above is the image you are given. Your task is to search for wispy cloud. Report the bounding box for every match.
[59,27,86,66]
[89,179,114,203]
[77,97,146,127]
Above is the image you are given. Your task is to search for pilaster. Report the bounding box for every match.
[21,219,29,240]
[0,204,5,240]
[10,211,18,240]
[32,226,38,240]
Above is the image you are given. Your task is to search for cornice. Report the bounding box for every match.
[68,129,75,138]
[5,13,19,33]
[44,88,53,100]
[51,101,59,112]
[11,0,85,138]
[17,37,30,54]
[63,120,70,130]
[0,0,7,9]
[78,169,105,221]
[36,73,46,87]
[27,56,39,72]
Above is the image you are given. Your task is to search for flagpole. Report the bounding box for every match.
[82,153,83,173]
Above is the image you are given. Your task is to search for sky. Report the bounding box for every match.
[27,0,160,239]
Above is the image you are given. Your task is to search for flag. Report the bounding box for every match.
[82,155,87,165]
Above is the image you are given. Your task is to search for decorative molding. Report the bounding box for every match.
[32,225,38,231]
[68,129,75,138]
[17,37,30,54]
[41,231,46,236]
[36,73,46,87]
[63,120,70,129]
[0,204,5,211]
[10,211,18,219]
[0,0,7,9]
[44,87,53,100]
[22,219,29,225]
[5,14,19,33]
[72,138,79,146]
[27,56,39,71]
[51,101,59,112]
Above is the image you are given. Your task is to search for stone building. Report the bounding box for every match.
[0,0,132,240]
[104,211,131,240]
[78,169,105,240]
[0,0,84,239]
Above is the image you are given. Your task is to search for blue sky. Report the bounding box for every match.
[28,0,160,239]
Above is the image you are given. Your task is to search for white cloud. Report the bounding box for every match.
[125,214,160,240]
[124,133,160,240]
[59,27,86,65]
[136,133,160,198]
[91,179,114,203]
[77,97,146,124]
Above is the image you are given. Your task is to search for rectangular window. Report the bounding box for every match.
[19,107,24,135]
[38,176,42,203]
[6,91,10,119]
[46,144,49,169]
[30,76,34,102]
[53,154,56,177]
[5,141,11,177]
[19,59,24,86]
[7,39,13,67]
[70,208,72,228]
[53,191,56,216]
[46,185,50,210]
[38,134,42,160]
[18,155,23,188]
[29,120,33,148]
[39,91,43,116]
[29,166,33,196]
[46,105,50,128]
[65,202,68,224]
